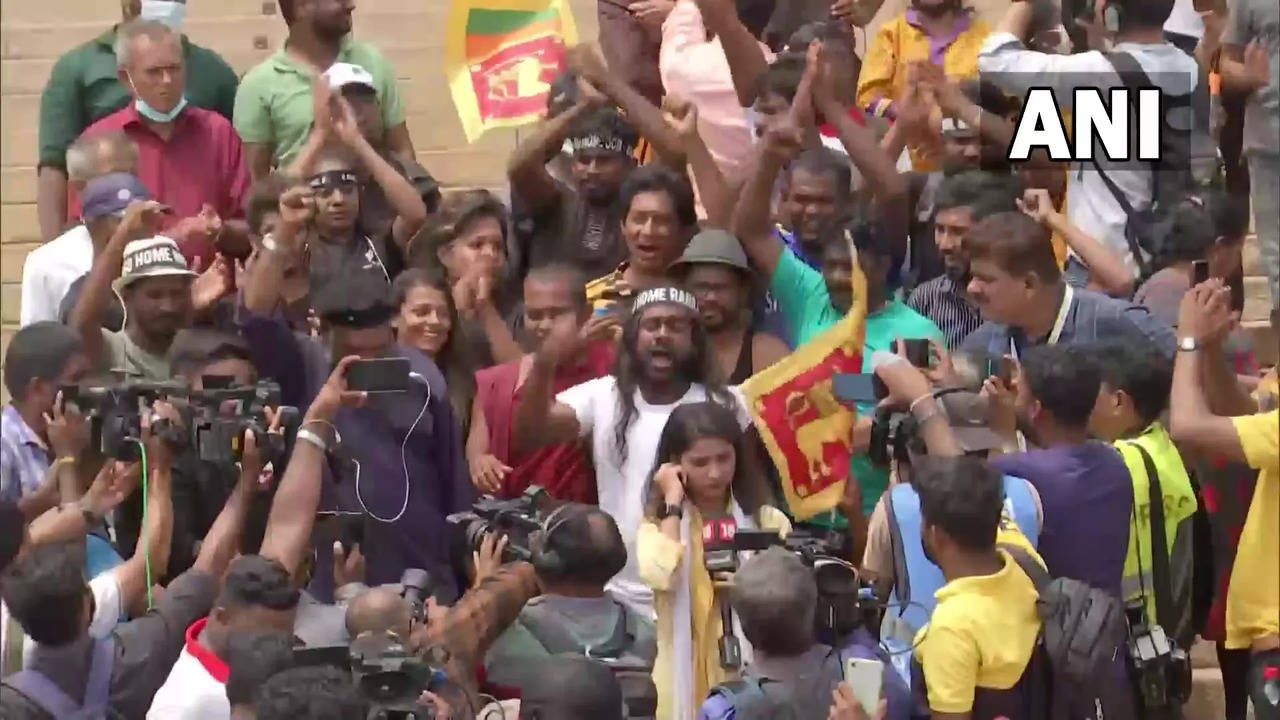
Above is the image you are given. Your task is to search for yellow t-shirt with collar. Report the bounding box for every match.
[912,547,1043,713]
[1225,409,1279,649]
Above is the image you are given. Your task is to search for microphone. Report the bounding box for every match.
[702,517,743,670]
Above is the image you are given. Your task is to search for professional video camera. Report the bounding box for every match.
[705,524,880,664]
[1125,600,1190,712]
[349,632,446,720]
[187,380,300,471]
[61,380,187,461]
[445,485,550,565]
[868,407,922,468]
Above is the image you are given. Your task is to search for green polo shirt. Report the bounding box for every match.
[38,28,239,169]
[769,247,945,525]
[234,40,405,168]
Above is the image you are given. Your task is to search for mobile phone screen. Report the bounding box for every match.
[1192,260,1210,285]
[833,374,887,405]
[345,357,410,393]
[903,339,931,369]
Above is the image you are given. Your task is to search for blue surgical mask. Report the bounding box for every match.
[126,73,188,123]
[139,0,187,31]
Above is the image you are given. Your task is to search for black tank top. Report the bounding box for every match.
[728,330,755,385]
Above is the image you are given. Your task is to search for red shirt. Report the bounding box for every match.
[78,104,251,268]
[476,342,615,504]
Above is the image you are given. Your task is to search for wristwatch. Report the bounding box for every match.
[1177,336,1200,353]
[261,232,280,253]
[657,502,684,520]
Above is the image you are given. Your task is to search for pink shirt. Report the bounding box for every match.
[80,105,251,268]
[659,0,767,182]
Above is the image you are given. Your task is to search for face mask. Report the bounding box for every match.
[126,73,188,123]
[139,0,187,31]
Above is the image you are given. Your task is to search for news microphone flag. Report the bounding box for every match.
[445,0,579,143]
[741,244,868,521]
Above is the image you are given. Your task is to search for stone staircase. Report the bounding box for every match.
[1187,639,1257,720]
[1241,236,1278,367]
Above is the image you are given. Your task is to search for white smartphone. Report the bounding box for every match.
[844,657,883,715]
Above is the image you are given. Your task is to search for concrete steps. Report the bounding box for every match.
[1186,639,1257,720]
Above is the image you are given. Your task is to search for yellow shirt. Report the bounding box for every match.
[913,548,1043,713]
[855,13,990,173]
[1225,410,1280,649]
[637,505,791,720]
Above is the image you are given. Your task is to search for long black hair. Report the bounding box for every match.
[610,304,732,468]
[1148,188,1249,277]
[641,402,755,520]
[390,267,475,425]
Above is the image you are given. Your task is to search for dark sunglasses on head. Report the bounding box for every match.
[307,170,359,195]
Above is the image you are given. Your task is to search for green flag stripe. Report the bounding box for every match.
[466,7,558,36]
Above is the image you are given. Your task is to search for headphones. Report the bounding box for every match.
[531,504,574,577]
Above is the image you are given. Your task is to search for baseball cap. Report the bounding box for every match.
[312,271,394,329]
[82,172,152,222]
[667,229,750,276]
[113,236,196,292]
[939,392,1009,454]
[323,62,376,93]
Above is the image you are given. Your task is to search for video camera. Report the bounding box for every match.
[399,568,433,626]
[187,380,301,471]
[445,486,550,565]
[349,631,445,720]
[61,380,187,461]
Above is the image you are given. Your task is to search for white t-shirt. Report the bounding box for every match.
[19,224,93,327]
[978,36,1202,274]
[147,619,229,720]
[1,569,123,676]
[1164,0,1205,40]
[556,377,751,618]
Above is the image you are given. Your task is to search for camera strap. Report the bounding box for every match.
[1131,443,1173,631]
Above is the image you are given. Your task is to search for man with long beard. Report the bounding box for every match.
[513,286,771,618]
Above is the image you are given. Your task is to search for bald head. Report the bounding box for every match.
[345,587,412,640]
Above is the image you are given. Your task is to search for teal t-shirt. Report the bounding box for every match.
[769,248,945,522]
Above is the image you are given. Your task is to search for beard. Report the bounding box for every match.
[944,260,971,287]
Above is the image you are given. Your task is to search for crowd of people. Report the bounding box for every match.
[1,0,1278,718]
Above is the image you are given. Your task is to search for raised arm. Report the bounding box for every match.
[506,89,599,211]
[569,44,687,164]
[1169,282,1248,461]
[1018,188,1134,297]
[695,0,770,107]
[192,421,278,578]
[259,357,366,576]
[330,96,427,249]
[68,200,166,366]
[663,96,734,228]
[116,421,176,618]
[512,323,586,455]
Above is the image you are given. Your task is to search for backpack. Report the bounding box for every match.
[1001,546,1128,713]
[1090,51,1213,276]
[707,645,851,720]
[518,600,657,720]
[1,638,115,720]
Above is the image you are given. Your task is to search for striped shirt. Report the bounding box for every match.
[0,405,50,503]
[906,274,983,349]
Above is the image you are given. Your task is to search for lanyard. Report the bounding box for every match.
[1010,284,1074,361]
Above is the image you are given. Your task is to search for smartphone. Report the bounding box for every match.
[833,374,888,405]
[314,510,365,549]
[345,357,410,393]
[984,356,1016,385]
[844,657,883,715]
[1192,259,1210,285]
[903,339,931,369]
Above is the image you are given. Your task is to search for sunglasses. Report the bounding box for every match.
[307,170,359,196]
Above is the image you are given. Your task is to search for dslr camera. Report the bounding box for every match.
[1126,601,1191,711]
[445,485,550,564]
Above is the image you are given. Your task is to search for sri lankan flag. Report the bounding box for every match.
[446,0,578,143]
[742,249,868,520]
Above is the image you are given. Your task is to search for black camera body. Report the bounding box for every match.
[868,408,922,468]
[399,568,433,626]
[188,380,300,471]
[349,633,441,720]
[445,486,550,564]
[62,380,187,460]
[1126,602,1191,711]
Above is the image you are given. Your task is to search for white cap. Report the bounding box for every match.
[113,236,196,292]
[323,62,376,92]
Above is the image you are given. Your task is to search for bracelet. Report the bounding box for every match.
[50,456,77,472]
[908,394,933,414]
[302,418,341,444]
[296,428,328,453]
[912,405,943,426]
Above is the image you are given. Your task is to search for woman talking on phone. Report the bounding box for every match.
[636,402,791,720]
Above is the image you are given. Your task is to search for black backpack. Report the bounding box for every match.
[1090,51,1213,276]
[1002,546,1129,713]
[2,638,119,720]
